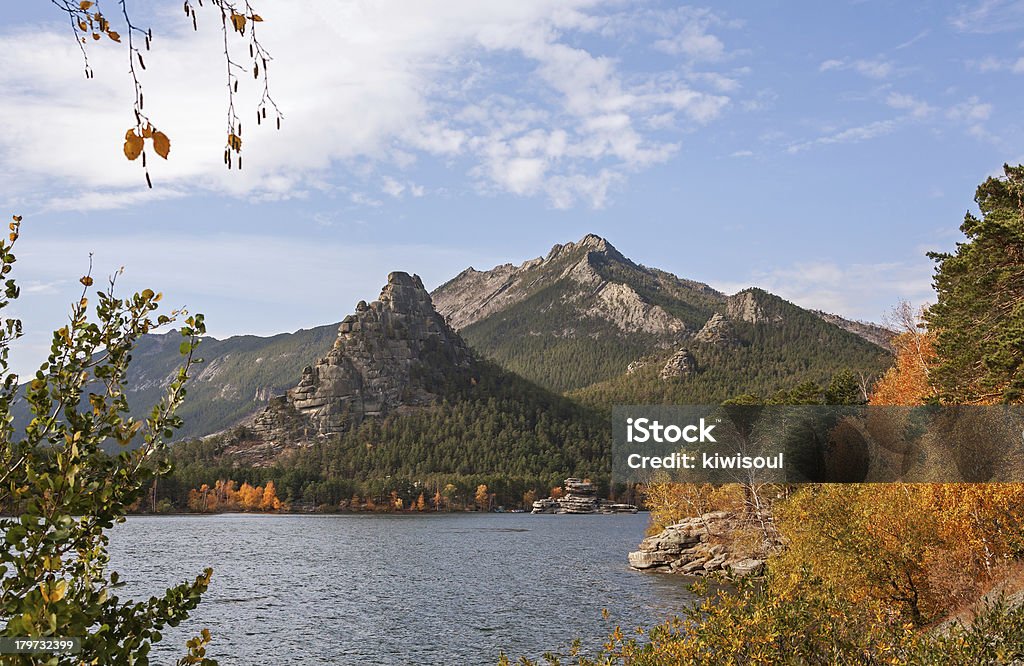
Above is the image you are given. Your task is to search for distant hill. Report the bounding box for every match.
[12,324,338,442]
[811,310,895,352]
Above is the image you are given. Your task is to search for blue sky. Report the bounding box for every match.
[1,1,1023,374]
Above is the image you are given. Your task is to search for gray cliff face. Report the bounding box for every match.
[251,272,471,446]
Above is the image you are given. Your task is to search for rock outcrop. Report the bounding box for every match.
[694,312,739,346]
[250,272,472,447]
[586,281,687,336]
[628,512,766,577]
[660,348,698,380]
[726,290,783,324]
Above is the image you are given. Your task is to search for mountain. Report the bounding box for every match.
[570,287,891,409]
[432,234,722,392]
[167,272,608,504]
[432,234,892,395]
[14,233,891,459]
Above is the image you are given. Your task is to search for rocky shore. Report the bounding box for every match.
[628,511,766,577]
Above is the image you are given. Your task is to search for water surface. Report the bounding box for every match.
[108,513,695,665]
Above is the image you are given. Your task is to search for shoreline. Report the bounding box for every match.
[122,509,650,517]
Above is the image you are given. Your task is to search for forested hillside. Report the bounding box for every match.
[163,359,610,509]
[573,289,891,410]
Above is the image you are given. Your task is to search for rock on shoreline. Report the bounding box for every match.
[628,511,765,577]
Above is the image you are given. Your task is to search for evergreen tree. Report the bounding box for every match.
[926,164,1024,403]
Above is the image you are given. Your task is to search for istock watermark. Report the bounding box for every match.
[612,405,1024,485]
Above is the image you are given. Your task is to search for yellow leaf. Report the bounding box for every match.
[78,20,88,31]
[251,14,263,22]
[107,30,121,42]
[79,0,93,9]
[142,124,154,139]
[123,130,144,161]
[80,276,94,287]
[152,131,171,159]
[50,580,67,603]
[92,33,101,41]
[230,12,246,33]
[227,133,242,151]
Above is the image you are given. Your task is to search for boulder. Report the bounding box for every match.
[676,558,709,575]
[628,550,672,570]
[728,559,765,577]
[629,511,770,578]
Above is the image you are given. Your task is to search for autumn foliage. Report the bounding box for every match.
[869,331,937,405]
[187,479,282,512]
[774,483,1024,626]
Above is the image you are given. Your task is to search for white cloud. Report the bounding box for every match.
[40,187,187,213]
[819,57,894,79]
[949,0,1024,33]
[653,13,726,61]
[946,96,993,122]
[886,92,934,118]
[786,119,899,154]
[971,55,1024,72]
[894,29,930,50]
[381,177,406,198]
[0,1,738,210]
[349,192,383,208]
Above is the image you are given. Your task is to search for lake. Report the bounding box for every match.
[107,513,697,665]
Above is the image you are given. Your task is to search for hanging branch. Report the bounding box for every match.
[50,0,282,187]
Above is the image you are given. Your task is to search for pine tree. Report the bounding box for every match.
[926,164,1024,403]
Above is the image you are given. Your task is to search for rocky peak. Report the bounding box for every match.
[726,290,783,325]
[661,348,698,380]
[251,272,472,447]
[547,233,625,263]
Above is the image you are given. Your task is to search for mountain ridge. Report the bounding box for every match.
[432,234,891,393]
[11,233,893,446]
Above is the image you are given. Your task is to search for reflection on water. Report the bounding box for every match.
[108,513,696,665]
